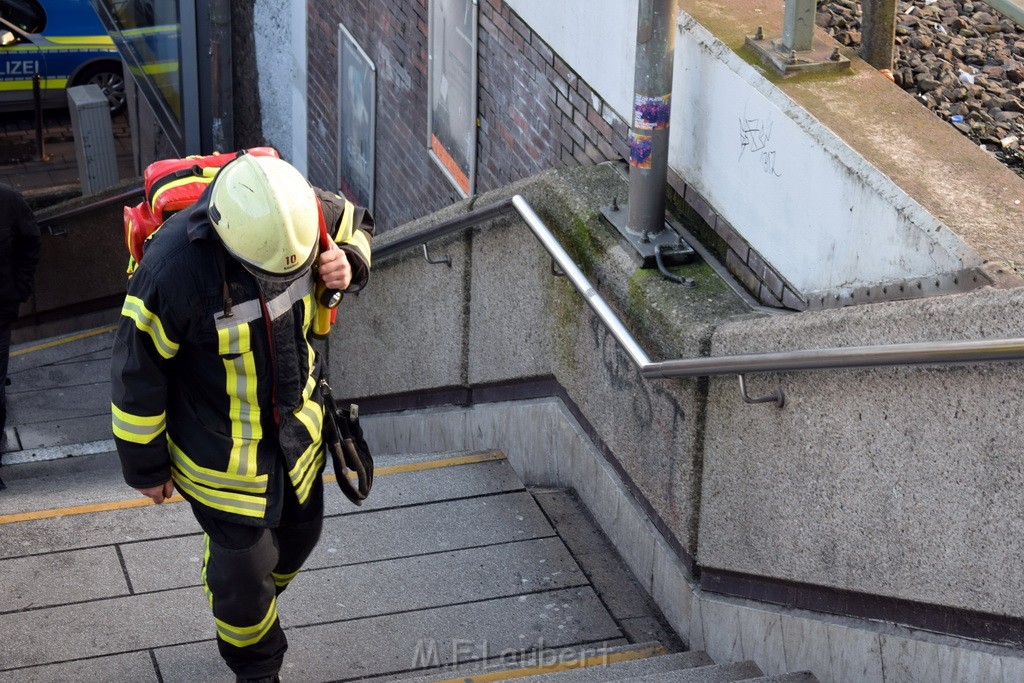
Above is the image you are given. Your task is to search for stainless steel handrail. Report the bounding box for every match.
[374,194,1024,385]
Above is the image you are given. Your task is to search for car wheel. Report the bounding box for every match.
[74,63,126,113]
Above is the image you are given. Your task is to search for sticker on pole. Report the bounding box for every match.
[633,94,671,130]
[629,131,653,169]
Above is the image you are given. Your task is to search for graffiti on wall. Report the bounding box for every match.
[739,115,783,178]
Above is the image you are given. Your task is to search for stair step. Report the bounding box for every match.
[615,659,763,682]
[746,673,819,682]
[493,650,714,682]
[393,642,685,683]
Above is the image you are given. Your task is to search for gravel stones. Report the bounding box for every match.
[817,0,1024,176]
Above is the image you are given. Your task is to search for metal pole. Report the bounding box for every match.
[33,74,45,161]
[860,0,897,70]
[208,0,234,151]
[782,0,816,52]
[626,0,676,237]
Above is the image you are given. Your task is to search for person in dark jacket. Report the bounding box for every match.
[110,154,373,682]
[0,183,42,488]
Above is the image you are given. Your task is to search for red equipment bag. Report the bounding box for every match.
[123,147,281,275]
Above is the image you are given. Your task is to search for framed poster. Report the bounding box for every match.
[427,0,478,197]
[337,22,376,212]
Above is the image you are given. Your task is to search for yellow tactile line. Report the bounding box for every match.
[11,324,117,357]
[0,450,507,525]
[427,643,667,682]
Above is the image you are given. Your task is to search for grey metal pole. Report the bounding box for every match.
[782,0,816,52]
[208,0,234,151]
[860,0,897,70]
[626,0,676,236]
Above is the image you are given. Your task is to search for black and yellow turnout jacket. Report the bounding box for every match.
[111,188,373,526]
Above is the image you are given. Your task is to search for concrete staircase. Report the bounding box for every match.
[0,325,817,682]
[399,641,818,682]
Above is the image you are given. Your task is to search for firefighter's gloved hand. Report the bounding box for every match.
[137,480,175,504]
[318,242,352,292]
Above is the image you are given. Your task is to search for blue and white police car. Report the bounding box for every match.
[0,0,124,112]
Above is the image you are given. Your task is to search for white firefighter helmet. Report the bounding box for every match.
[208,153,319,280]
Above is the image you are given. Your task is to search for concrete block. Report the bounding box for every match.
[0,588,210,670]
[780,612,834,683]
[650,537,696,646]
[0,546,128,612]
[879,631,1024,683]
[699,286,1024,619]
[824,622,884,683]
[700,597,745,666]
[0,651,157,682]
[329,233,469,398]
[309,492,555,569]
[0,501,201,559]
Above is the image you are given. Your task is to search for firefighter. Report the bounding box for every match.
[110,154,373,682]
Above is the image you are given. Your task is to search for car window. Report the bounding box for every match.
[0,0,45,33]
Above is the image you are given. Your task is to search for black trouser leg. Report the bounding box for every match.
[196,477,325,680]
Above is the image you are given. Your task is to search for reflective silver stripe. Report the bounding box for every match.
[169,439,268,492]
[266,277,314,321]
[226,353,260,477]
[111,408,166,444]
[215,298,261,329]
[171,469,267,518]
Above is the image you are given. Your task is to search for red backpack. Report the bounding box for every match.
[123,147,281,275]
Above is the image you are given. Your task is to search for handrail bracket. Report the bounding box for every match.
[738,374,785,408]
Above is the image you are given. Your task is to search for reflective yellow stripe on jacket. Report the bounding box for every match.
[111,404,166,444]
[217,321,262,479]
[121,295,180,359]
[169,438,268,518]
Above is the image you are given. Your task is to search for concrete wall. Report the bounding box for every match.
[252,0,307,170]
[329,164,1024,675]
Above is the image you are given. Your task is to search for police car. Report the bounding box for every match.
[0,0,124,112]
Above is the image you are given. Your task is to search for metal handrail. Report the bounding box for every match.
[377,195,1024,389]
[36,187,144,229]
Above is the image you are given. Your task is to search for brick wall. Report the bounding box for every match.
[305,0,795,309]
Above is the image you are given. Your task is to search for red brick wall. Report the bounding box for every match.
[305,0,629,232]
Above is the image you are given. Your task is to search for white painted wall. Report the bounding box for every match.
[506,0,637,121]
[253,0,308,173]
[505,1,980,297]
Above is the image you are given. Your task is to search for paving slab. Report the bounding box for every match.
[616,660,762,682]
[155,587,623,683]
[0,501,201,560]
[0,460,531,559]
[8,380,109,424]
[8,358,112,392]
[534,490,671,626]
[14,415,113,451]
[0,545,128,612]
[9,329,116,373]
[0,587,211,671]
[0,651,158,683]
[308,490,555,570]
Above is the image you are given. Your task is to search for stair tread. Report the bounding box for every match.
[615,659,763,683]
[392,642,692,683]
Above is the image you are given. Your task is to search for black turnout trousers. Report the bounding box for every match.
[194,477,324,680]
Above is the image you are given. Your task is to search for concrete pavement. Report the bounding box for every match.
[0,327,681,682]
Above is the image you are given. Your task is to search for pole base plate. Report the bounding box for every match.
[599,203,696,270]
